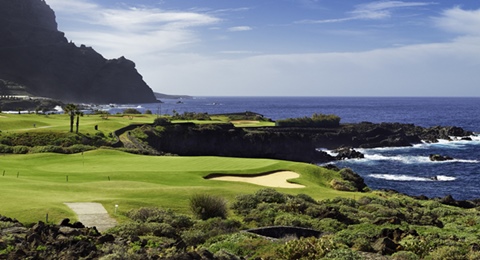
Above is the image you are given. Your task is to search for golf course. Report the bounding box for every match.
[0,112,353,224]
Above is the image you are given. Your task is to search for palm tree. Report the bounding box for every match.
[64,104,77,133]
[75,109,84,134]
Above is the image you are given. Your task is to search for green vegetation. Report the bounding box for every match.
[0,113,156,134]
[276,113,341,128]
[123,108,142,114]
[1,112,479,258]
[0,149,351,224]
[172,111,211,120]
[100,189,480,259]
[189,193,228,220]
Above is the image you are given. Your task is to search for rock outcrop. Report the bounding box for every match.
[121,120,473,164]
[0,0,158,104]
[429,154,454,162]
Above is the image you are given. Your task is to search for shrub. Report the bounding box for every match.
[311,218,346,233]
[425,245,468,260]
[189,194,228,220]
[126,207,194,229]
[276,113,341,128]
[243,203,279,226]
[172,111,211,120]
[281,196,312,214]
[330,179,356,191]
[181,218,242,247]
[153,117,171,126]
[325,248,364,260]
[123,108,142,114]
[276,235,342,259]
[29,145,64,154]
[64,144,96,154]
[274,213,313,228]
[254,188,287,204]
[127,207,169,222]
[231,194,259,215]
[0,144,13,153]
[12,145,29,154]
[392,251,420,260]
[206,232,271,258]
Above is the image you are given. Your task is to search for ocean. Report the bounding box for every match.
[109,96,480,200]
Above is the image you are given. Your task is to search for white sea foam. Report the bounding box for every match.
[360,154,479,164]
[368,174,456,182]
[363,154,431,164]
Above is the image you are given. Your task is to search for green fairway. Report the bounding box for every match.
[0,113,274,135]
[0,149,353,224]
[0,113,157,135]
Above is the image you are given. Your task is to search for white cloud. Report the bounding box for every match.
[227,26,253,32]
[434,7,480,36]
[44,0,220,58]
[43,1,480,97]
[299,1,434,24]
[148,35,480,96]
[146,7,480,96]
[45,0,98,13]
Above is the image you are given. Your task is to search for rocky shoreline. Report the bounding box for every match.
[130,120,474,164]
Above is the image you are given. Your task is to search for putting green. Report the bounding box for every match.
[0,149,351,224]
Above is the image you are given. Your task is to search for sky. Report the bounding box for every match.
[44,0,480,97]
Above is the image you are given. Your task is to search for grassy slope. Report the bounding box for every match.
[0,149,354,224]
[0,113,274,134]
[0,113,157,134]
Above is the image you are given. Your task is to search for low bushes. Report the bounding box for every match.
[276,113,341,128]
[189,194,228,220]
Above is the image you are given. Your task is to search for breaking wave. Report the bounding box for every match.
[368,174,456,182]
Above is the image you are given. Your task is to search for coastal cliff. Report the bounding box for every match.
[0,0,158,104]
[127,121,473,163]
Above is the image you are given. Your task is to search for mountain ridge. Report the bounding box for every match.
[0,0,159,104]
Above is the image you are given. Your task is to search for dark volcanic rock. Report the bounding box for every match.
[429,154,454,161]
[0,0,158,104]
[119,120,473,164]
[334,147,364,160]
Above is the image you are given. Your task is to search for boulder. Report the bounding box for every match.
[429,154,453,161]
[334,147,365,160]
[372,237,401,255]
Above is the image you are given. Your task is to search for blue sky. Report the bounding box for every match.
[45,0,480,96]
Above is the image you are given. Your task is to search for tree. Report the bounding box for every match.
[64,104,77,133]
[75,109,84,134]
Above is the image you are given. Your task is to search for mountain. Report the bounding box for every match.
[0,0,158,104]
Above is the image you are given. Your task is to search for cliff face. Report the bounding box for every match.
[125,122,473,163]
[0,0,158,104]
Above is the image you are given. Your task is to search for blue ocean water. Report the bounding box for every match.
[114,97,480,200]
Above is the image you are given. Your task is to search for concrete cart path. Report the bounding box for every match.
[64,202,117,232]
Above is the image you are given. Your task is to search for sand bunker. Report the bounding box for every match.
[210,171,305,188]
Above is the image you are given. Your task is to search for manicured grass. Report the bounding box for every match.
[0,113,157,135]
[0,113,274,136]
[0,149,354,224]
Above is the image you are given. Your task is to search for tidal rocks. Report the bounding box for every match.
[429,154,454,161]
[334,147,364,160]
[0,0,157,104]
